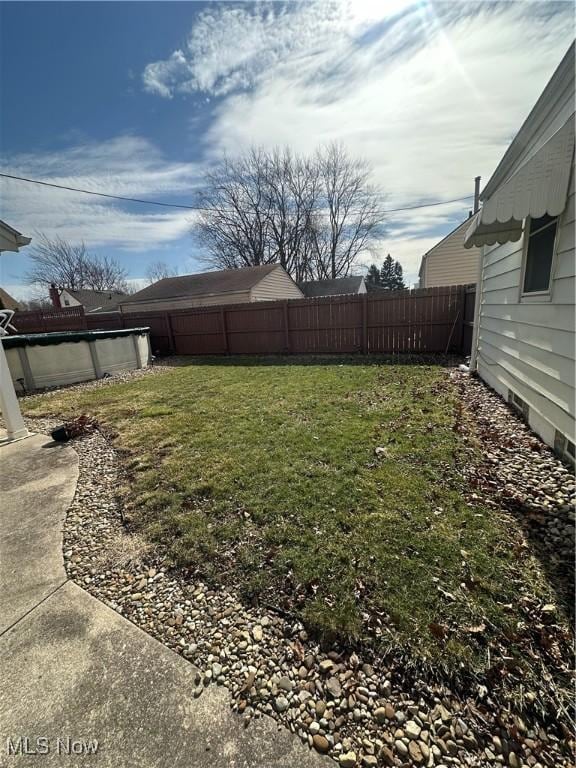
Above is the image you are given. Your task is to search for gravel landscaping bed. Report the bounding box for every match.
[453,371,574,606]
[24,367,574,768]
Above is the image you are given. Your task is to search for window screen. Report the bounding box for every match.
[523,214,557,293]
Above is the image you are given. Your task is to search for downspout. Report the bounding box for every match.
[469,174,483,371]
[469,244,484,371]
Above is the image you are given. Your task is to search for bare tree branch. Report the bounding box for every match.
[145,260,179,284]
[25,232,128,292]
[192,144,384,280]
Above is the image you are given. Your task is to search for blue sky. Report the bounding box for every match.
[0,0,573,298]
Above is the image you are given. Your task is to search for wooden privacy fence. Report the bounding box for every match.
[163,285,475,357]
[11,306,87,333]
[9,285,476,357]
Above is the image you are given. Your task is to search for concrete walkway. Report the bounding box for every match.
[0,434,327,767]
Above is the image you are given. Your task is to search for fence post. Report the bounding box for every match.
[361,294,368,354]
[283,301,291,353]
[220,308,229,354]
[165,312,176,353]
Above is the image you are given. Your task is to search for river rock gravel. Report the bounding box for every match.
[19,364,575,768]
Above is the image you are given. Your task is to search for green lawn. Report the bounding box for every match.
[23,357,550,669]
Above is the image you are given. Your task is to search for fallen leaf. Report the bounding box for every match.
[429,622,448,640]
[463,623,486,634]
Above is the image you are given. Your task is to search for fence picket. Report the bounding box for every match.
[8,286,475,357]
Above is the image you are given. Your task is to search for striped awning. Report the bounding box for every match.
[464,113,575,248]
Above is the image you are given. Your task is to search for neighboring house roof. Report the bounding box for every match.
[64,288,127,313]
[124,264,280,304]
[0,286,20,311]
[298,276,365,297]
[0,220,31,253]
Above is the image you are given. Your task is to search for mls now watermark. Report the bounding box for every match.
[5,736,99,756]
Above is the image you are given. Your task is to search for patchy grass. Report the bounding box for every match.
[23,357,551,669]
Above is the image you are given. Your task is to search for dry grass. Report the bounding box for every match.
[92,531,154,572]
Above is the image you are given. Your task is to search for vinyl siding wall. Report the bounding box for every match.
[476,156,575,448]
[420,221,480,288]
[250,267,304,301]
[60,290,81,308]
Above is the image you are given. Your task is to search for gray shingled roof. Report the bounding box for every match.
[124,265,279,304]
[65,288,127,313]
[298,276,365,297]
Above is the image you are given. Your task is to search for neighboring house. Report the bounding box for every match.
[50,286,128,313]
[0,287,20,311]
[465,42,574,463]
[419,217,479,288]
[120,264,303,313]
[298,276,366,297]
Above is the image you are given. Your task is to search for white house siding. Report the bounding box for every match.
[250,267,304,301]
[420,220,480,288]
[121,290,252,313]
[477,165,575,448]
[60,289,81,308]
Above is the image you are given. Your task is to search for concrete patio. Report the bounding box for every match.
[0,433,328,767]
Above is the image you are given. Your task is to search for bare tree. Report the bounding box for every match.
[17,297,53,311]
[145,260,179,285]
[25,232,128,292]
[311,143,383,279]
[85,254,129,292]
[262,148,320,281]
[193,144,383,281]
[196,149,276,271]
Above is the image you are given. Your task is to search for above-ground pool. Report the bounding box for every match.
[3,327,151,392]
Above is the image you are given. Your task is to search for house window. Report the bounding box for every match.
[508,389,529,420]
[64,299,70,306]
[522,214,558,294]
[554,429,575,468]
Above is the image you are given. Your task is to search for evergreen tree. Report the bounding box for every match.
[380,254,406,290]
[365,264,382,287]
[393,260,406,290]
[379,254,396,289]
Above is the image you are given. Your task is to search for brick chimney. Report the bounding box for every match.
[49,283,61,308]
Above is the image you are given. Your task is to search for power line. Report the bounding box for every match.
[0,173,200,211]
[0,172,474,215]
[382,195,473,213]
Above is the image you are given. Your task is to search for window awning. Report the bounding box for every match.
[465,113,575,248]
[0,220,32,253]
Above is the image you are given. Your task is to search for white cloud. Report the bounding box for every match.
[143,0,572,282]
[143,1,360,99]
[0,135,200,250]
